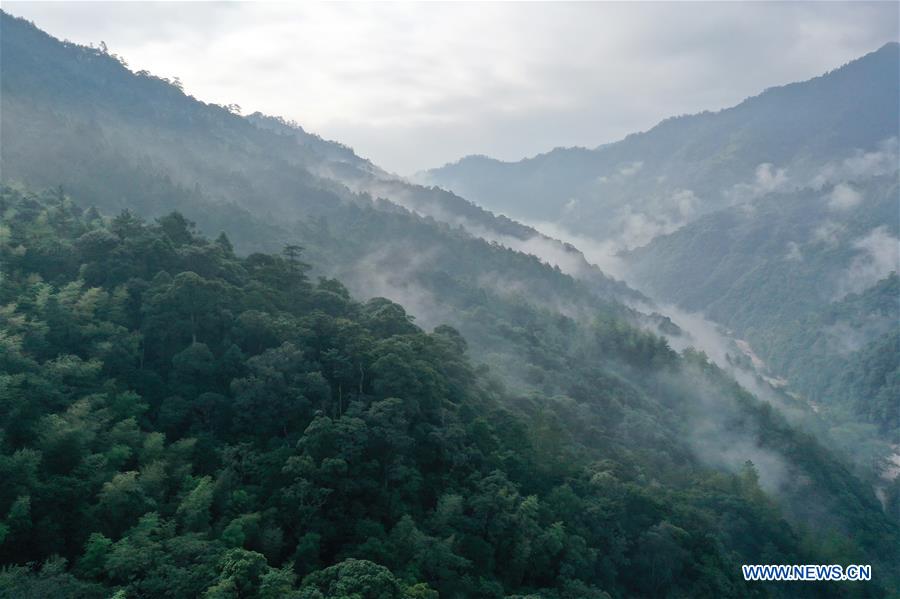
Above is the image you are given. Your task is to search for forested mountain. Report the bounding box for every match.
[2,185,899,597]
[421,43,899,249]
[0,11,630,302]
[420,41,900,469]
[0,9,647,389]
[2,11,900,598]
[626,176,899,452]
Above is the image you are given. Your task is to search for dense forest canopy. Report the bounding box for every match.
[1,10,899,598]
[1,186,898,597]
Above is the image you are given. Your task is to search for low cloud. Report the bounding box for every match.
[341,243,444,330]
[523,190,698,280]
[810,220,845,247]
[523,219,628,280]
[618,160,644,177]
[614,189,699,250]
[826,182,863,211]
[727,163,791,203]
[568,188,700,253]
[784,241,804,262]
[595,160,645,185]
[835,226,900,298]
[811,137,900,188]
[663,365,793,495]
[823,320,894,355]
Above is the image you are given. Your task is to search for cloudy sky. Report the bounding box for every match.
[5,2,898,174]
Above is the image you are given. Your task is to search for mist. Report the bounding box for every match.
[836,226,900,298]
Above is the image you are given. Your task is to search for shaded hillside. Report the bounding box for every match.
[3,12,900,596]
[422,43,899,247]
[422,37,900,472]
[0,10,640,396]
[2,186,898,597]
[626,176,899,439]
[0,11,631,303]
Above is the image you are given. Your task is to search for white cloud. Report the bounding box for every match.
[672,189,698,219]
[618,161,644,177]
[811,137,900,188]
[835,226,900,297]
[827,183,864,211]
[610,189,700,250]
[522,189,698,280]
[619,210,676,249]
[728,163,791,202]
[755,163,790,193]
[594,161,645,186]
[811,221,845,247]
[523,220,628,280]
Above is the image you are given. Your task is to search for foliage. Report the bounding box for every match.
[2,188,897,596]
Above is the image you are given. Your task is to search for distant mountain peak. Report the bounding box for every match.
[423,41,899,241]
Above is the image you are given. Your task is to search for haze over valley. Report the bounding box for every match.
[0,5,898,597]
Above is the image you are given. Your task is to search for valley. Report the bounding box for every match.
[0,8,897,598]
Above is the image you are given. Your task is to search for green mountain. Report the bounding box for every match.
[3,184,899,598]
[421,43,899,248]
[0,10,630,300]
[2,11,899,597]
[626,177,899,449]
[420,39,900,467]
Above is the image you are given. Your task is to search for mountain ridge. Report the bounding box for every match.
[2,11,900,596]
[429,41,900,172]
[0,10,638,300]
[421,41,899,241]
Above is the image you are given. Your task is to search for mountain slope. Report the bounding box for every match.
[420,39,900,466]
[2,12,900,595]
[421,43,900,248]
[0,11,631,302]
[626,177,899,446]
[627,177,898,330]
[0,10,641,393]
[3,184,899,597]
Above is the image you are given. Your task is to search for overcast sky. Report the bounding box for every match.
[5,2,898,174]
